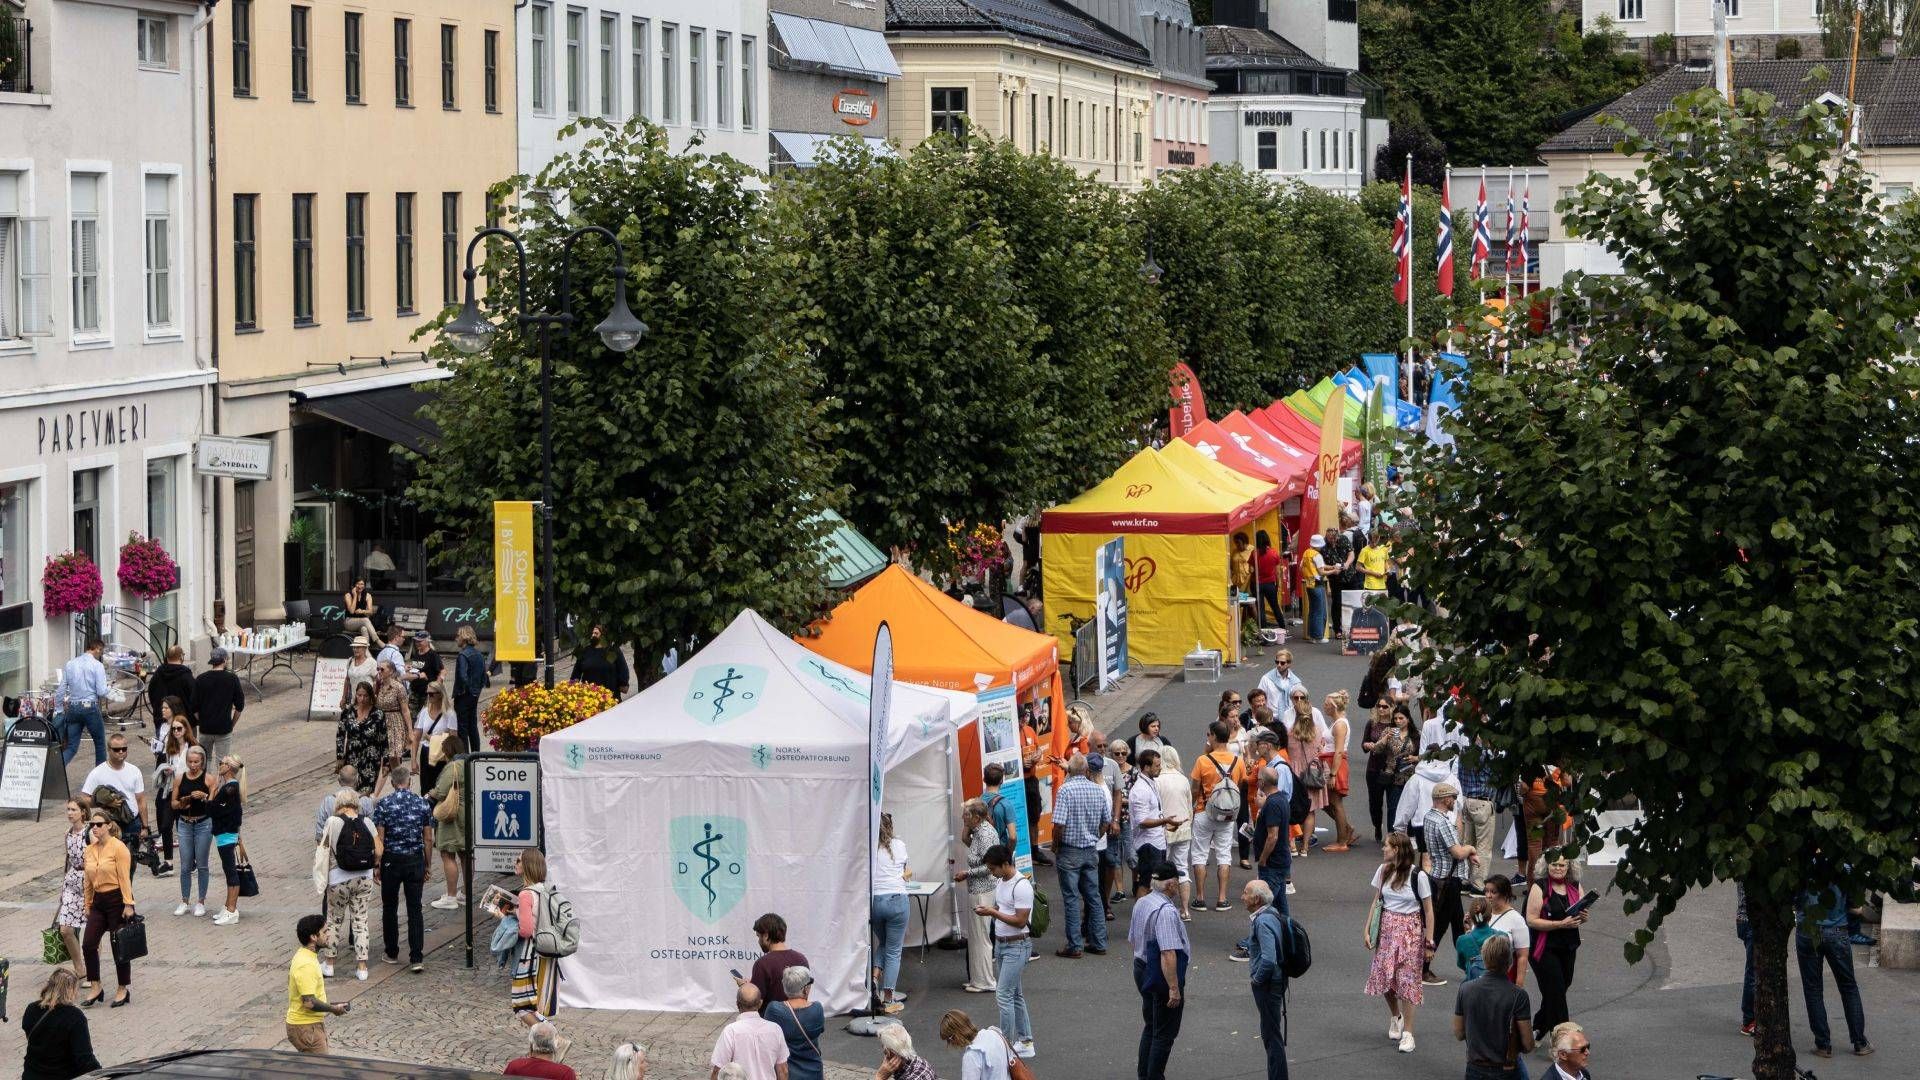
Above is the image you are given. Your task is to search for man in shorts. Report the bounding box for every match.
[1188,720,1249,912]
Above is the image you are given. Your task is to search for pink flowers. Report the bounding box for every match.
[117,533,180,600]
[42,551,103,618]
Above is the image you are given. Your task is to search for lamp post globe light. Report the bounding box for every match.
[445,224,646,688]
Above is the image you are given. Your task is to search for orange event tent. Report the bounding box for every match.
[800,564,1068,837]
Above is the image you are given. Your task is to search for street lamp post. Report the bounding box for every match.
[443,225,647,689]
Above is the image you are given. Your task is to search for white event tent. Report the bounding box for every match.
[539,609,979,1014]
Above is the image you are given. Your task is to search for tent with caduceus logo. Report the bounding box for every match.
[539,609,978,1014]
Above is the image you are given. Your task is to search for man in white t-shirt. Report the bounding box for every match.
[1128,750,1182,894]
[978,845,1036,1058]
[81,734,150,842]
[1420,699,1468,765]
[1154,747,1195,918]
[708,985,789,1080]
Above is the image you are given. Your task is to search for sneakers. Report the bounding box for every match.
[1849,932,1877,947]
[192,903,206,918]
[880,1000,905,1015]
[1397,1032,1416,1053]
[1213,900,1232,911]
[1421,970,1448,987]
[1014,1039,1036,1059]
[961,983,996,994]
[212,909,239,925]
[1085,946,1107,955]
[411,963,425,974]
[1054,947,1083,959]
[1109,892,1126,904]
[1228,947,1251,963]
[1812,1046,1833,1059]
[1285,882,1297,895]
[384,955,403,965]
[355,968,368,982]
[1740,1021,1756,1037]
[1854,1044,1875,1057]
[1388,1014,1404,1040]
[430,895,461,910]
[320,961,335,978]
[173,903,189,917]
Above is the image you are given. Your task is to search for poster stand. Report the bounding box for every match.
[0,716,69,822]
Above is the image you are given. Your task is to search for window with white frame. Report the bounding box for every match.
[0,481,27,696]
[138,12,170,67]
[70,174,104,336]
[599,13,617,117]
[689,28,704,126]
[630,18,649,119]
[143,175,173,332]
[145,457,179,633]
[715,32,730,129]
[1726,0,1740,14]
[1618,0,1644,20]
[0,172,51,340]
[660,24,677,123]
[1256,130,1278,171]
[530,3,552,113]
[566,7,585,115]
[1347,129,1356,172]
[740,36,755,129]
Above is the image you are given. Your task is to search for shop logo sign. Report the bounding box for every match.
[1124,483,1153,499]
[672,816,747,922]
[684,664,765,725]
[799,657,870,704]
[834,88,875,125]
[1125,556,1157,593]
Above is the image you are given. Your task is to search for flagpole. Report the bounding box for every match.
[1443,160,1454,354]
[1477,165,1486,308]
[1405,153,1415,375]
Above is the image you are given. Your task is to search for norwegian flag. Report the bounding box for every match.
[1518,182,1532,277]
[1472,178,1493,278]
[1436,183,1455,297]
[1391,169,1412,305]
[1504,185,1520,278]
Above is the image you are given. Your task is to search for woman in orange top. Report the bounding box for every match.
[80,812,136,1006]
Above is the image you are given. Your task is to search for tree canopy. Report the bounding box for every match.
[1403,89,1920,1080]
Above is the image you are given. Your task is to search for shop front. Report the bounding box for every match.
[0,379,209,695]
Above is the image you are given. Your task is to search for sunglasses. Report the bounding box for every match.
[109,747,128,754]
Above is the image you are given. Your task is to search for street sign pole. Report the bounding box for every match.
[462,751,542,968]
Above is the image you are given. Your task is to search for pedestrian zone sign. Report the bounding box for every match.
[469,754,541,873]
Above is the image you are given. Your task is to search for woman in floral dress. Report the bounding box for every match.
[335,683,387,796]
[56,798,89,985]
[372,661,412,796]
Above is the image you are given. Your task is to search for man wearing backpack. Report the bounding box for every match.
[373,763,435,972]
[1187,721,1248,912]
[1243,878,1293,1080]
[982,763,1019,853]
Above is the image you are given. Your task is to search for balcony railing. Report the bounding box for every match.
[0,15,31,94]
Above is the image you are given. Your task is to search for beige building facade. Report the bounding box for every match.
[210,0,515,630]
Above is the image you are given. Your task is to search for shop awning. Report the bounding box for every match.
[770,13,901,80]
[771,130,897,168]
[812,508,890,589]
[295,384,443,455]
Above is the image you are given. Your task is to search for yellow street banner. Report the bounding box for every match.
[494,501,537,662]
[1316,390,1346,533]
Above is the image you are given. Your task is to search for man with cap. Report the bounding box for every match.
[1130,862,1191,1080]
[1423,781,1476,986]
[1049,753,1111,958]
[405,630,443,714]
[1302,534,1331,644]
[193,647,246,766]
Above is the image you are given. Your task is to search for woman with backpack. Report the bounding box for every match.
[1364,832,1435,1054]
[509,848,563,1025]
[321,789,380,980]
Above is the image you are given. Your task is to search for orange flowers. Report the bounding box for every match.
[484,681,616,752]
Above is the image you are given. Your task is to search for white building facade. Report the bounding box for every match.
[0,0,212,692]
[1586,0,1830,60]
[516,0,771,176]
[1202,25,1384,197]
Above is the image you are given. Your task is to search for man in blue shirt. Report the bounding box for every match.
[1130,863,1190,1080]
[56,639,112,766]
[1242,878,1290,1080]
[1050,753,1111,957]
[1796,883,1871,1058]
[983,763,1019,852]
[373,763,436,972]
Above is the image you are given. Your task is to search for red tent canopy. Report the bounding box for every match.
[1257,402,1363,471]
[1182,418,1307,497]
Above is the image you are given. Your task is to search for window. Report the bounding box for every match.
[232,194,257,330]
[599,14,617,117]
[630,18,650,119]
[394,19,412,105]
[231,0,252,95]
[484,30,499,112]
[660,24,677,123]
[441,193,460,306]
[1077,100,1085,157]
[144,458,179,632]
[566,8,584,115]
[138,13,169,68]
[441,24,457,109]
[1617,0,1644,18]
[1301,130,1309,171]
[1256,130,1278,170]
[344,12,362,103]
[0,173,50,340]
[1347,130,1356,172]
[740,36,754,129]
[143,175,173,331]
[292,193,314,325]
[0,482,28,695]
[1726,0,1740,14]
[930,86,967,140]
[1134,121,1142,163]
[1318,129,1327,171]
[290,6,310,100]
[689,29,704,126]
[1028,94,1036,151]
[1886,182,1913,204]
[1044,95,1052,150]
[69,174,102,335]
[395,193,415,314]
[715,32,730,128]
[530,3,551,113]
[345,193,367,318]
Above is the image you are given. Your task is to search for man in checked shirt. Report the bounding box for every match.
[1049,753,1112,958]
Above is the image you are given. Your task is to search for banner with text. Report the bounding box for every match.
[974,685,1033,875]
[1094,537,1129,689]
[493,501,537,662]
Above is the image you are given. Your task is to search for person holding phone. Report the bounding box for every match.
[169,746,216,917]
[1524,855,1588,1040]
[871,1024,937,1079]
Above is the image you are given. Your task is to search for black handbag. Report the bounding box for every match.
[236,842,261,898]
[111,914,148,963]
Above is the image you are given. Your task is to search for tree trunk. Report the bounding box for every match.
[1749,885,1800,1080]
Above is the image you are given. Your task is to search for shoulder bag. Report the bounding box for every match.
[235,841,261,898]
[1364,889,1384,951]
[110,914,148,964]
[996,1028,1037,1080]
[433,780,462,823]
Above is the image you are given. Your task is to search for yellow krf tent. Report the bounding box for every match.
[1042,447,1274,667]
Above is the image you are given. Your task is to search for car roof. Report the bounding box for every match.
[87,1049,506,1080]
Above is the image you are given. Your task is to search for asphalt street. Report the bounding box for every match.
[819,636,1920,1080]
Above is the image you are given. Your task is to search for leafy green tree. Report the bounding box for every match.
[1402,90,1920,1080]
[933,138,1173,507]
[763,137,1047,567]
[410,118,839,673]
[1821,0,1918,57]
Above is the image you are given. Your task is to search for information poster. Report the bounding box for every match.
[1094,537,1129,690]
[974,686,1032,875]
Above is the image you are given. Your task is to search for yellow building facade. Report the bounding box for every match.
[886,36,1157,191]
[209,0,515,629]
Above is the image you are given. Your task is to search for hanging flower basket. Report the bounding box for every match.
[42,551,103,619]
[117,532,180,600]
[483,681,616,753]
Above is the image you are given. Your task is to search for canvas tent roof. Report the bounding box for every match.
[803,564,1058,694]
[1042,447,1265,534]
[1255,402,1363,470]
[1158,436,1287,516]
[1182,417,1307,496]
[1219,410,1315,473]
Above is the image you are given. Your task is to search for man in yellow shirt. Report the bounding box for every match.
[1301,535,1330,643]
[287,913,351,1053]
[1358,538,1390,592]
